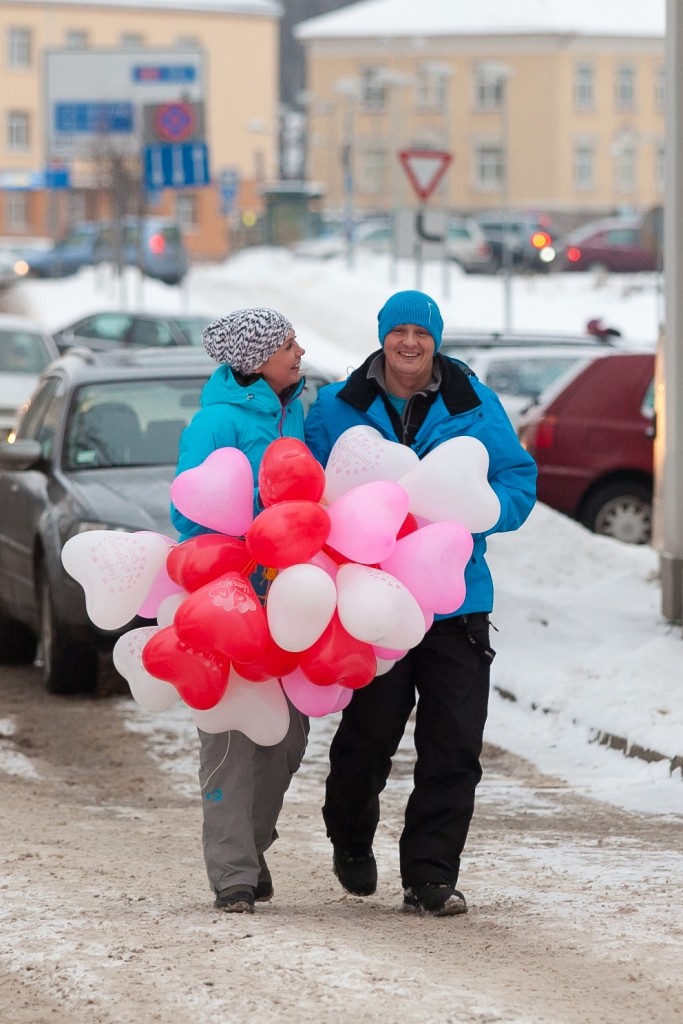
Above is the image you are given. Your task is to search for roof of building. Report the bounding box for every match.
[21,0,282,15]
[295,0,664,41]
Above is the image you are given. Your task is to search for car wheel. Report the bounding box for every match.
[0,611,37,664]
[37,566,99,695]
[578,480,652,545]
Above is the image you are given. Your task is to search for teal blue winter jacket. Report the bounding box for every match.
[170,363,306,541]
[304,350,537,617]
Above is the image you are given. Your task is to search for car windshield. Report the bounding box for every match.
[0,330,54,374]
[174,317,210,346]
[64,377,204,470]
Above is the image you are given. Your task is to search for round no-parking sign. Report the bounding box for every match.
[154,102,197,143]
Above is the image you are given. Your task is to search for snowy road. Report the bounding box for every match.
[0,662,680,1024]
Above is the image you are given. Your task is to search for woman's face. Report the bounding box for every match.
[255,330,305,394]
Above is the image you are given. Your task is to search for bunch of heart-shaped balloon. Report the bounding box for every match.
[61,425,500,745]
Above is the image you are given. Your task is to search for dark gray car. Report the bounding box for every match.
[0,348,331,695]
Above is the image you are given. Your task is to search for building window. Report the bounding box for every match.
[614,144,636,192]
[359,146,386,196]
[616,64,635,111]
[573,143,595,191]
[360,67,387,112]
[574,63,594,110]
[8,27,31,68]
[474,144,503,190]
[416,66,448,113]
[176,36,200,49]
[65,30,89,49]
[176,194,198,233]
[474,72,504,112]
[656,66,665,113]
[7,111,29,151]
[4,191,30,232]
[121,33,144,49]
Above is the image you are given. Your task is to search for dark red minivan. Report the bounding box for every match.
[518,352,655,544]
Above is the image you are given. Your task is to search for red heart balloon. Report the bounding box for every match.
[396,512,419,540]
[246,500,331,569]
[167,535,250,592]
[233,636,300,682]
[300,612,377,689]
[173,571,269,663]
[258,437,325,506]
[142,626,229,710]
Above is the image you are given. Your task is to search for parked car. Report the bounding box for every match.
[445,217,495,273]
[0,314,60,439]
[517,352,655,544]
[53,311,213,352]
[0,347,333,695]
[440,329,631,428]
[292,216,494,272]
[473,212,557,271]
[555,215,658,273]
[17,217,189,285]
[0,247,29,289]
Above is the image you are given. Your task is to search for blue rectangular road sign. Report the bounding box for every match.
[143,142,210,190]
[54,102,134,134]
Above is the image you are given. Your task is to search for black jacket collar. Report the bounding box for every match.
[337,349,482,416]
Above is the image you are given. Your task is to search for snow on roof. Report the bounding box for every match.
[295,0,664,41]
[21,0,281,15]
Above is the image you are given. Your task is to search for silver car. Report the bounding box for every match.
[0,314,60,439]
[0,347,332,695]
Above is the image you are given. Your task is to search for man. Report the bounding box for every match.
[304,289,536,917]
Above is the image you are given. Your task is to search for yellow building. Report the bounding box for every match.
[0,0,283,257]
[296,0,666,226]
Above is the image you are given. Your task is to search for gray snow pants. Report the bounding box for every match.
[197,698,309,893]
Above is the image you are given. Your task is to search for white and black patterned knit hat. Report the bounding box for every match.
[202,307,293,373]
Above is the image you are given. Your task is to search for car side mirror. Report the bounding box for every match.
[0,439,44,470]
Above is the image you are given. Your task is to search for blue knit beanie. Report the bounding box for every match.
[377,290,444,350]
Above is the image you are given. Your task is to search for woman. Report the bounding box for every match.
[171,307,310,914]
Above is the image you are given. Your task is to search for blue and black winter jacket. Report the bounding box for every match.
[304,350,537,617]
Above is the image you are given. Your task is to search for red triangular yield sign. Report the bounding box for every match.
[399,149,453,201]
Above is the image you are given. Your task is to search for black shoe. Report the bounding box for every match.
[214,886,255,914]
[255,853,274,902]
[403,884,467,917]
[332,845,377,896]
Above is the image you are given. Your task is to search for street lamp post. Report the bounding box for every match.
[422,61,454,297]
[374,68,412,283]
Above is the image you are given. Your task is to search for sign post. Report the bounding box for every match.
[398,149,453,288]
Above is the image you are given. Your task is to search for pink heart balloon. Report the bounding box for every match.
[62,529,172,631]
[324,425,419,503]
[192,670,290,745]
[281,666,352,718]
[326,480,410,564]
[170,447,255,536]
[137,539,184,618]
[398,436,500,533]
[113,626,179,712]
[380,521,474,615]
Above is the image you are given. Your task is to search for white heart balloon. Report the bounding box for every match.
[335,563,426,650]
[62,530,172,631]
[266,563,337,652]
[398,436,501,533]
[324,425,419,503]
[156,591,188,628]
[192,670,290,746]
[112,626,179,712]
